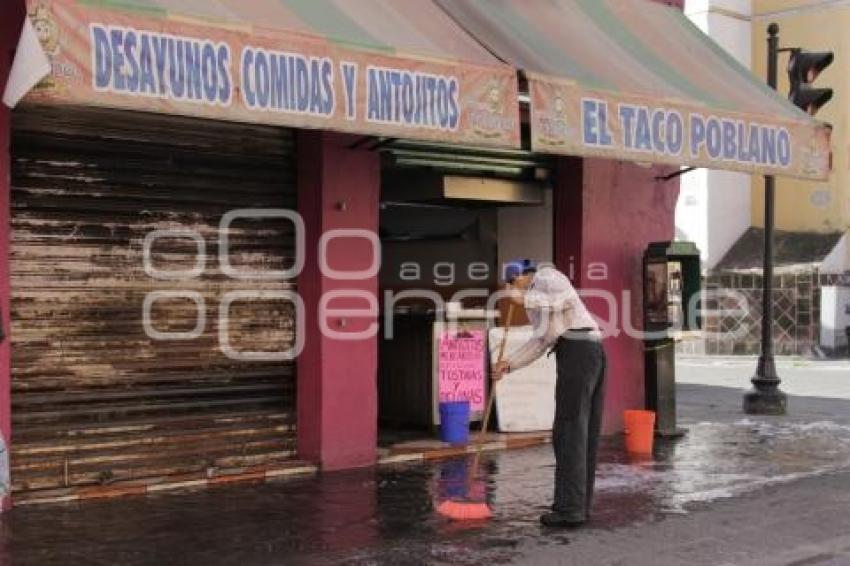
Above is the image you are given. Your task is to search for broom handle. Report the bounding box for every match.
[470,302,515,472]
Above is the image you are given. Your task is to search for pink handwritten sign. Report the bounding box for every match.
[438,330,486,413]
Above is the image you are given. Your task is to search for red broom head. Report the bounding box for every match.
[436,500,493,521]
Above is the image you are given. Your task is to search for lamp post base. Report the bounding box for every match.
[743,387,787,415]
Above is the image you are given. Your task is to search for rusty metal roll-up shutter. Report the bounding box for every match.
[9,106,298,493]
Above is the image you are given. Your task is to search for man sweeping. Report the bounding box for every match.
[492,260,606,529]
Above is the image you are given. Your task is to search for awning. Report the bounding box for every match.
[437,0,832,180]
[15,0,520,148]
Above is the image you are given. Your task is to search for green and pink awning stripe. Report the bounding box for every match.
[22,0,521,148]
[438,0,831,180]
[14,0,831,179]
[73,0,500,64]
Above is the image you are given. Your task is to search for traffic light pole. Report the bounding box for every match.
[744,23,787,415]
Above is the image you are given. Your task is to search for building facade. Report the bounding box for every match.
[678,0,754,269]
[751,0,848,238]
[4,0,829,510]
[679,0,850,356]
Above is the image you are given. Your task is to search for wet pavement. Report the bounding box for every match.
[3,362,850,565]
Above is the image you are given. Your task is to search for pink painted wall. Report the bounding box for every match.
[554,158,680,434]
[0,0,688,486]
[297,131,380,471]
[552,0,685,435]
[1,0,26,510]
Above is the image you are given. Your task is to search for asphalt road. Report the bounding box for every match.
[517,355,850,565]
[517,468,850,565]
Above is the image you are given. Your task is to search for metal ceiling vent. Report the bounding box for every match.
[380,140,553,205]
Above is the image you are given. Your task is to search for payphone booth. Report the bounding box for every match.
[643,241,701,437]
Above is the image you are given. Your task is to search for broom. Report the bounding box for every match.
[436,303,515,521]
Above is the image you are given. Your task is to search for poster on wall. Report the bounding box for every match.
[434,327,486,424]
[645,261,669,326]
[19,0,520,148]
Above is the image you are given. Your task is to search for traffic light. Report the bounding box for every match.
[787,48,834,115]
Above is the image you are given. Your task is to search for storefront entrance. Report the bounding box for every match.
[376,141,553,443]
[9,106,298,492]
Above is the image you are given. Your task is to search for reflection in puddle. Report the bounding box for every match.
[356,418,850,563]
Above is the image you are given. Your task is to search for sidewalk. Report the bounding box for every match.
[2,362,850,565]
[678,355,850,414]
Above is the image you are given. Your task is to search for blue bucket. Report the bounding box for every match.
[437,458,469,499]
[439,401,470,444]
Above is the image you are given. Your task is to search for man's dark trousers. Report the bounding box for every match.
[551,334,606,521]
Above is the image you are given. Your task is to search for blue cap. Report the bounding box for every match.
[503,259,537,283]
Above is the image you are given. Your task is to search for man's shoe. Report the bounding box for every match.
[549,503,593,518]
[540,511,586,529]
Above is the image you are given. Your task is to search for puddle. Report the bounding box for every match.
[5,419,850,565]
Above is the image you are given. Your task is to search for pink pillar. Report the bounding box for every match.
[554,158,680,434]
[297,131,380,471]
[553,0,685,436]
[0,0,26,511]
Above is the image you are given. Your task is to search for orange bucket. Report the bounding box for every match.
[623,410,656,454]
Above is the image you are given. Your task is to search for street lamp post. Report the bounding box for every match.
[744,23,787,415]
